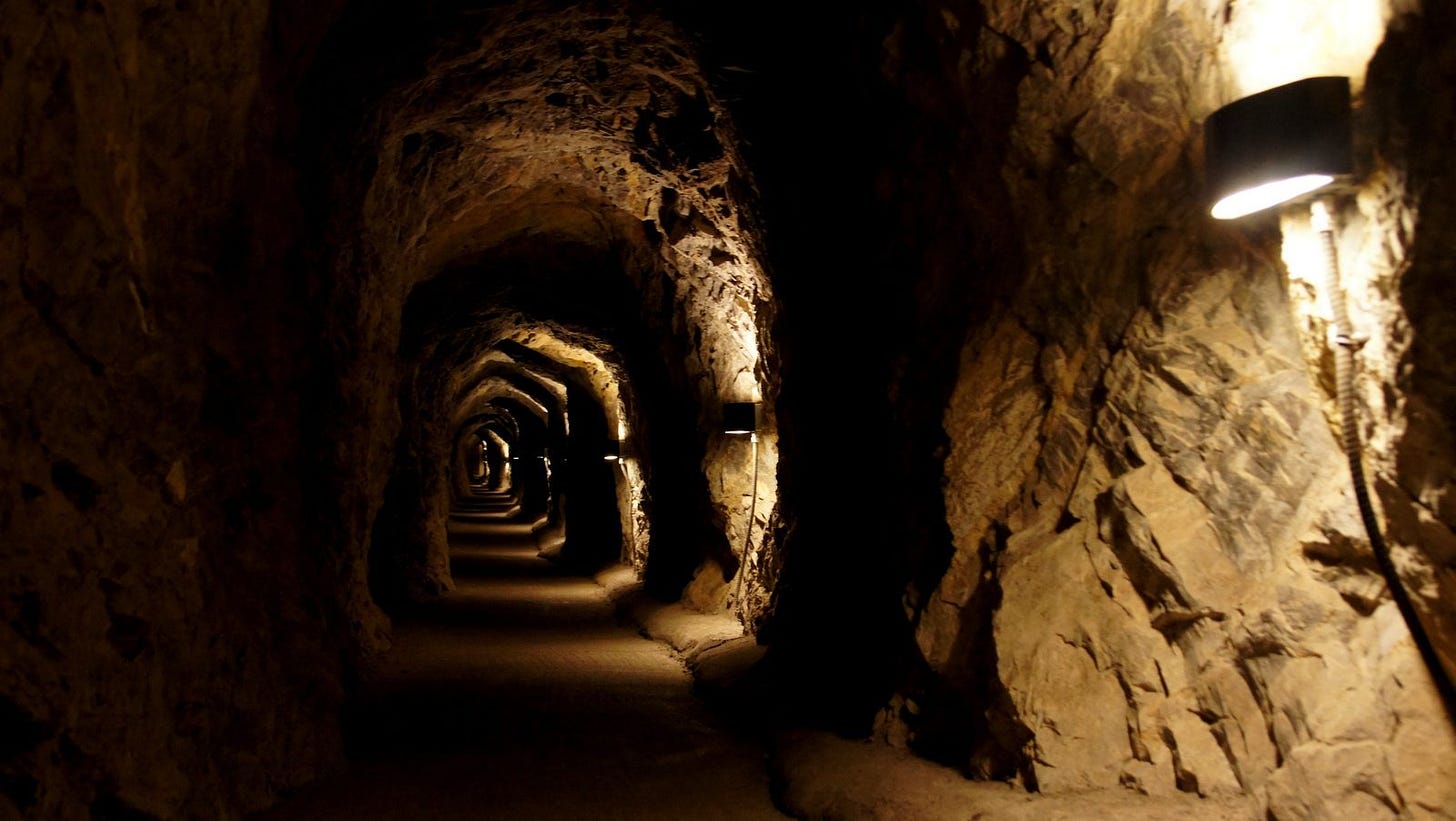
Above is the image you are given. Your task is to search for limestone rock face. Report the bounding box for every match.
[896,0,1456,815]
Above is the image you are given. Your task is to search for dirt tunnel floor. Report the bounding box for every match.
[253,519,1261,821]
[258,521,787,820]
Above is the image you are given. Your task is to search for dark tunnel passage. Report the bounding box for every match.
[371,230,739,605]
[4,1,1456,818]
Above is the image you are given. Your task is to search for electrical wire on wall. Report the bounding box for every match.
[733,431,759,615]
[1312,198,1456,725]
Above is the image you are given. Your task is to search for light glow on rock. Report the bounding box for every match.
[1221,0,1387,98]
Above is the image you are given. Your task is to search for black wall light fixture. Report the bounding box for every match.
[1205,77,1456,723]
[722,401,758,435]
[1205,76,1352,219]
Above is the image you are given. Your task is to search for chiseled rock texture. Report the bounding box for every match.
[0,2,350,818]
[900,2,1456,817]
[5,0,1455,818]
[0,2,783,815]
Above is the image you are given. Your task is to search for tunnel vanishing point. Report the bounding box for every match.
[3,1,1456,818]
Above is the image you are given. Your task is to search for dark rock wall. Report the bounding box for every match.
[3,1,782,815]
[311,0,780,624]
[1367,3,1456,695]
[0,1,351,817]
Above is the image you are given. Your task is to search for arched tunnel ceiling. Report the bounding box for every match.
[453,376,551,429]
[450,366,562,425]
[326,0,772,421]
[372,12,760,283]
[463,416,513,446]
[458,408,526,450]
[500,328,628,435]
[368,5,739,251]
[452,349,568,413]
[435,321,629,445]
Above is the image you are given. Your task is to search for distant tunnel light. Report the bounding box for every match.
[722,402,758,435]
[603,440,621,462]
[1205,76,1352,219]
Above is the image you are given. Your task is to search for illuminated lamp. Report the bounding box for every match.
[1205,77,1352,220]
[603,440,621,462]
[1204,77,1456,721]
[722,402,758,435]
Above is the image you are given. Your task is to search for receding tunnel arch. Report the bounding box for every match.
[452,353,571,432]
[450,423,489,496]
[450,378,565,557]
[13,0,1456,815]
[309,0,782,645]
[358,181,779,611]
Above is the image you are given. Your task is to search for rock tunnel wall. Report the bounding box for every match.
[6,0,1454,818]
[314,0,782,625]
[2,3,786,815]
[877,1,1456,816]
[0,2,353,817]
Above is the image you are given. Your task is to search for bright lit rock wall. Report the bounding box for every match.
[896,1,1456,816]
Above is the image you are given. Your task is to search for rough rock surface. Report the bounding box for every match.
[7,0,1456,817]
[315,0,781,624]
[772,730,1256,821]
[1,2,782,817]
[0,2,350,817]
[899,1,1456,816]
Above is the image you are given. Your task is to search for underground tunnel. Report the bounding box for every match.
[2,0,1455,818]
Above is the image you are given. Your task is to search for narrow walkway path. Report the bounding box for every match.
[261,516,785,820]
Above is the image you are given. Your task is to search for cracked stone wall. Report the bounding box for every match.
[889,1,1456,817]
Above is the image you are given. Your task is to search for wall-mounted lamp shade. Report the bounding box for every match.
[1205,77,1352,220]
[603,440,621,462]
[722,402,758,435]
